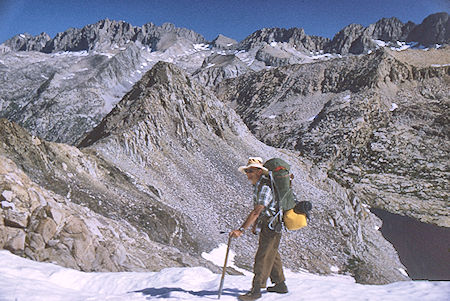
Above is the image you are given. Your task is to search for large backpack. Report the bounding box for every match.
[264,158,309,231]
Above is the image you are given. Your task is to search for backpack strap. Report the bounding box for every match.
[268,171,284,232]
[268,171,293,211]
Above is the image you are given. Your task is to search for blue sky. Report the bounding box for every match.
[0,0,448,43]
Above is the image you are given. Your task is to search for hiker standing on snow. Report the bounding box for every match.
[230,157,288,301]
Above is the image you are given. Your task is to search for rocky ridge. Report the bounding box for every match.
[325,13,449,55]
[192,54,253,86]
[238,27,329,53]
[3,13,448,57]
[325,17,415,55]
[2,19,207,53]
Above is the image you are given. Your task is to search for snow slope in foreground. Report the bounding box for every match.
[0,250,449,301]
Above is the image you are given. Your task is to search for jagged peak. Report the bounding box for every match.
[160,22,176,30]
[238,26,324,53]
[2,19,206,53]
[335,23,365,35]
[214,33,232,40]
[212,34,238,49]
[424,11,449,20]
[241,26,307,43]
[140,21,207,43]
[377,16,403,23]
[407,12,449,45]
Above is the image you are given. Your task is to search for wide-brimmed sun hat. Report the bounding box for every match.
[238,157,269,174]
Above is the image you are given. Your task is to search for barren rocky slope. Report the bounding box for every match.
[0,45,144,145]
[216,47,450,228]
[77,61,409,284]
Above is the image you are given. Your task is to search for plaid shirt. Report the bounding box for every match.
[253,176,277,217]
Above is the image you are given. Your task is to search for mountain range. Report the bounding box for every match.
[2,12,449,55]
[0,12,449,283]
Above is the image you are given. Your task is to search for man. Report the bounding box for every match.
[230,157,288,301]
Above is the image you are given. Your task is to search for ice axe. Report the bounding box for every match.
[218,234,232,299]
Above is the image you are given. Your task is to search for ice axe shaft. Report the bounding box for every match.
[218,235,232,299]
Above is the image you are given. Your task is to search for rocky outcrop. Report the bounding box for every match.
[255,44,302,67]
[0,156,205,272]
[192,54,253,86]
[0,119,229,270]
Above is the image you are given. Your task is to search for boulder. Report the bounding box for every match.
[4,228,26,252]
[4,210,29,228]
[36,218,57,243]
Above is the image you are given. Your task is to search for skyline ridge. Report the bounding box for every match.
[1,0,448,43]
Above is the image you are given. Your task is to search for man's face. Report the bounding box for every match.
[245,168,263,185]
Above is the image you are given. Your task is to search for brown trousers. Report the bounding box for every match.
[252,219,286,288]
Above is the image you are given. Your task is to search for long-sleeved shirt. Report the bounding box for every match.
[253,176,277,217]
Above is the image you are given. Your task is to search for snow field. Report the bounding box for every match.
[1,248,449,301]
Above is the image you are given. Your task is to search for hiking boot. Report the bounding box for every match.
[238,287,262,300]
[267,281,288,294]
